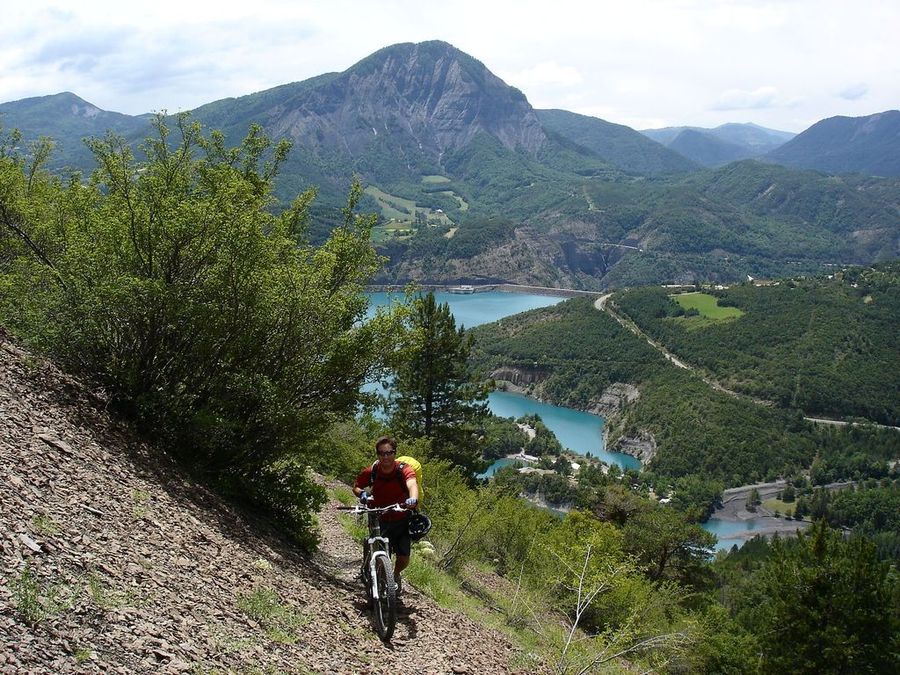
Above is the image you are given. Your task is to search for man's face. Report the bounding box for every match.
[376,443,396,468]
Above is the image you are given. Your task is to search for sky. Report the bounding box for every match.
[1,0,897,133]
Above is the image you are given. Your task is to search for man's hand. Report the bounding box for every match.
[358,490,370,504]
[404,497,418,509]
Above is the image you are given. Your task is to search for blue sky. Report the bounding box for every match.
[1,0,897,132]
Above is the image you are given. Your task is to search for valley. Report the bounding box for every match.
[1,34,898,673]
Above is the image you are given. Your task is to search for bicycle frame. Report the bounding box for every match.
[365,511,391,600]
[337,501,406,641]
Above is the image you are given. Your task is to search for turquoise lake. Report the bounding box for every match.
[487,391,641,471]
[366,290,564,328]
[366,289,742,548]
[703,518,759,552]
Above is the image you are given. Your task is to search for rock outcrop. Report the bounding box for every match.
[610,430,658,464]
[587,383,640,419]
[491,366,548,393]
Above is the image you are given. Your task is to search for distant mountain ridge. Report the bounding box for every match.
[766,110,900,177]
[1,42,898,288]
[536,109,696,175]
[641,122,794,166]
[0,92,147,169]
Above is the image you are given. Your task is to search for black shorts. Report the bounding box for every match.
[380,517,411,557]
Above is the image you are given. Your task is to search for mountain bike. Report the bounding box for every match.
[336,502,407,641]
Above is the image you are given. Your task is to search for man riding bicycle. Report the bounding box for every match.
[353,436,419,593]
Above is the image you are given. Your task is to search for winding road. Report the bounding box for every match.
[594,294,899,432]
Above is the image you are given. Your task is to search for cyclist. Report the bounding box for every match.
[353,436,419,592]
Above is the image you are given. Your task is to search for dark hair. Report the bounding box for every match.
[374,436,397,453]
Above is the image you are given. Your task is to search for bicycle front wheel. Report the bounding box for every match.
[372,553,396,641]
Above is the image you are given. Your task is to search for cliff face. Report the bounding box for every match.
[587,383,640,419]
[255,41,547,162]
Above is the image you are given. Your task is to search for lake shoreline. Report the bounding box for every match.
[366,283,600,299]
[705,479,812,545]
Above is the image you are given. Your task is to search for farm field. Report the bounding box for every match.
[364,185,454,237]
[672,292,745,319]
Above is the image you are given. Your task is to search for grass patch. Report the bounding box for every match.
[236,586,308,644]
[403,558,553,668]
[330,487,356,506]
[131,489,152,520]
[672,292,745,320]
[336,513,367,541]
[421,175,451,184]
[73,648,93,664]
[762,497,800,518]
[365,185,455,228]
[87,571,141,610]
[365,186,416,222]
[31,514,60,536]
[439,190,469,212]
[10,564,78,625]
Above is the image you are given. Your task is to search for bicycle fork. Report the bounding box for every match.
[366,535,390,600]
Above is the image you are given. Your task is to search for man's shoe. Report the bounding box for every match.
[394,576,402,596]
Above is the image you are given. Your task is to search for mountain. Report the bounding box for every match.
[667,129,748,167]
[766,110,900,177]
[535,109,696,175]
[641,123,794,166]
[0,92,148,170]
[1,42,897,288]
[189,41,556,209]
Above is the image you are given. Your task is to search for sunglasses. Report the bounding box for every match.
[377,449,396,456]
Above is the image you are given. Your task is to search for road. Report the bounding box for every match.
[594,295,899,432]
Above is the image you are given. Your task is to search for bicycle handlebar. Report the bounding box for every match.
[335,502,408,514]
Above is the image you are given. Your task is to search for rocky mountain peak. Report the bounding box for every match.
[266,40,546,160]
[344,40,545,154]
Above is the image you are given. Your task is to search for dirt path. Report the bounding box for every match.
[0,331,522,674]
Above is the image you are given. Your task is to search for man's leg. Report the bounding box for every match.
[394,554,410,577]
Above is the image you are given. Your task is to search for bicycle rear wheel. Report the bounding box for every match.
[372,553,396,641]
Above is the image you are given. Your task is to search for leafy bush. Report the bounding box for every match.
[0,115,403,546]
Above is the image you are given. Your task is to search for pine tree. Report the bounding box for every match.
[737,522,899,673]
[389,292,488,475]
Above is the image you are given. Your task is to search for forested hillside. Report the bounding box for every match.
[614,264,900,426]
[766,109,900,176]
[470,296,899,488]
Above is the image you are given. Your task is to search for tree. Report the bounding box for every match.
[389,291,488,474]
[533,511,690,674]
[747,488,760,512]
[735,522,899,673]
[1,114,402,545]
[623,507,716,586]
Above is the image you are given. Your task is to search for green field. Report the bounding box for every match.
[672,292,745,319]
[421,175,451,184]
[365,186,417,221]
[364,185,454,230]
[371,223,415,244]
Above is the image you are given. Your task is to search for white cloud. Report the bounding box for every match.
[711,86,799,111]
[1,1,899,131]
[503,61,584,90]
[838,83,868,101]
